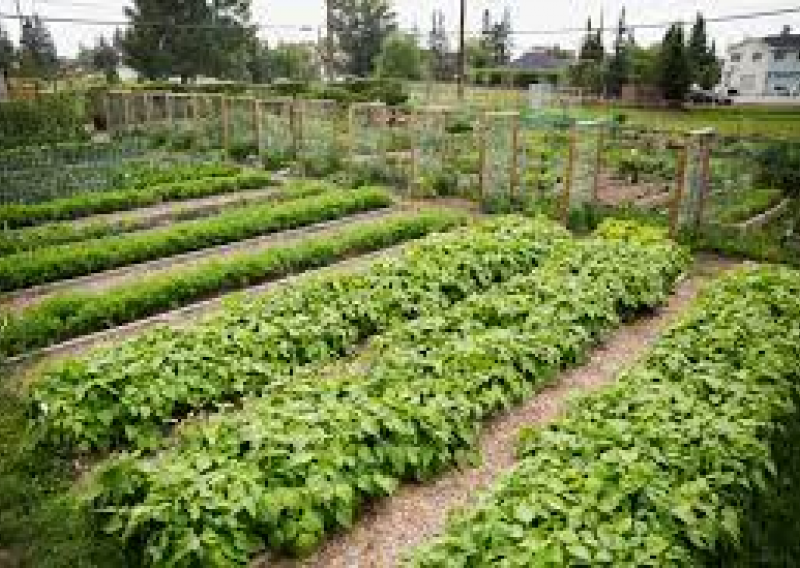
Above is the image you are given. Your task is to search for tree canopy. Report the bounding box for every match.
[19,16,59,80]
[330,0,397,77]
[119,0,253,82]
[376,33,425,80]
[659,23,691,102]
[0,21,15,75]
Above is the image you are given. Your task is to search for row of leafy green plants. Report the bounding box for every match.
[0,168,271,229]
[0,179,326,256]
[409,263,800,566]
[31,216,573,452]
[0,210,465,359]
[0,186,392,292]
[77,219,688,565]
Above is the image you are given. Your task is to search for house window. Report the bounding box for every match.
[730,53,742,62]
[753,52,764,62]
[775,50,787,61]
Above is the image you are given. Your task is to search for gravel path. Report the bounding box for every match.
[272,258,739,568]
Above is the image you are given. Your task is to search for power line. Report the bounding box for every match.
[1,5,799,35]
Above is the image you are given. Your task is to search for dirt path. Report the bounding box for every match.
[1,208,399,312]
[273,258,738,568]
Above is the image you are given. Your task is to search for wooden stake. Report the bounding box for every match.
[254,98,263,151]
[592,125,605,202]
[478,112,487,202]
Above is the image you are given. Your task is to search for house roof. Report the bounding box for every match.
[764,34,800,49]
[511,50,573,71]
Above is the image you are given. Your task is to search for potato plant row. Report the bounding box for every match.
[0,181,330,256]
[408,265,800,567]
[32,217,573,450]
[0,210,465,357]
[0,169,271,228]
[0,187,393,292]
[86,221,689,565]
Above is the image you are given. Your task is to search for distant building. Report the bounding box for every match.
[511,46,575,73]
[723,27,800,97]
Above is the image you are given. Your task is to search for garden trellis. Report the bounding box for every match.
[348,102,389,163]
[410,105,456,196]
[296,99,340,176]
[560,120,605,220]
[478,111,522,203]
[257,97,296,158]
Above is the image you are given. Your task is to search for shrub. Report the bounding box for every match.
[0,93,87,149]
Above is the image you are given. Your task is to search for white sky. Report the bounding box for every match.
[2,0,799,57]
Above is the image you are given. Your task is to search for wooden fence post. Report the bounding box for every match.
[123,92,132,132]
[510,112,520,203]
[221,96,230,150]
[478,112,487,202]
[592,125,605,202]
[104,93,113,135]
[669,140,689,238]
[560,125,578,223]
[254,99,264,151]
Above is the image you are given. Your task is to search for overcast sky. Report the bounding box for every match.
[2,0,799,57]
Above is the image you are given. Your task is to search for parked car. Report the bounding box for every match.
[686,89,733,105]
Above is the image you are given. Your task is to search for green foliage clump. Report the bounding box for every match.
[0,93,87,150]
[0,186,392,291]
[409,265,800,567]
[0,208,465,358]
[0,169,269,229]
[33,216,572,452]
[82,220,687,563]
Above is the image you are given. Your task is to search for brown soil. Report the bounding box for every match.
[595,170,672,208]
[267,257,739,568]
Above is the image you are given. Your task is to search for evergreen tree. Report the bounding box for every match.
[570,18,605,94]
[479,8,513,66]
[0,21,15,76]
[606,7,632,97]
[19,15,59,80]
[428,9,450,80]
[329,0,397,77]
[119,0,253,82]
[659,24,691,102]
[688,14,721,90]
[92,36,121,83]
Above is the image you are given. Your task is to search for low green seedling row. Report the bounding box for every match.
[409,265,800,567]
[32,217,573,451]
[0,186,393,292]
[0,180,330,257]
[0,169,272,229]
[0,210,465,358]
[85,220,688,565]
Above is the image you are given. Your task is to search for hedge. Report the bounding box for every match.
[0,186,393,291]
[0,93,87,150]
[409,265,800,566]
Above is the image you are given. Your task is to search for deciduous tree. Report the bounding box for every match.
[376,33,424,80]
[19,15,58,80]
[330,0,397,77]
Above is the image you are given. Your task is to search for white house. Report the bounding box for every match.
[722,27,800,98]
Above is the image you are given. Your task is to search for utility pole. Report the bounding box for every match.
[457,0,466,100]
